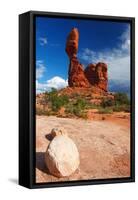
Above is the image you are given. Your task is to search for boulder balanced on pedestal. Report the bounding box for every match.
[66,28,90,88]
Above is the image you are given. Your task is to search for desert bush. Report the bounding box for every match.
[36,108,48,115]
[100,92,130,113]
[98,107,113,114]
[114,92,130,105]
[74,98,87,109]
[43,88,69,112]
[112,104,130,112]
[65,103,81,116]
[51,95,69,112]
[101,98,114,108]
[65,98,88,118]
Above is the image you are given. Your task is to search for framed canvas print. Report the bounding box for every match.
[19,11,135,189]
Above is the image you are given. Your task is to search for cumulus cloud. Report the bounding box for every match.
[36,76,68,94]
[79,26,130,81]
[38,37,47,46]
[36,60,45,79]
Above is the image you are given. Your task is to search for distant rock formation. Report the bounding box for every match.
[85,62,108,91]
[66,28,108,92]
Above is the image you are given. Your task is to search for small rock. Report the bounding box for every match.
[102,116,106,120]
[51,127,67,138]
[45,135,80,177]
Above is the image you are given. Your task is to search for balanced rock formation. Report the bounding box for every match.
[66,28,79,59]
[66,28,90,88]
[51,127,68,139]
[85,62,108,91]
[45,135,80,177]
[66,28,108,92]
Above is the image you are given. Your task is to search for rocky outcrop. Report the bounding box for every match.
[84,63,97,85]
[66,28,108,92]
[95,62,108,91]
[45,135,80,177]
[85,62,108,91]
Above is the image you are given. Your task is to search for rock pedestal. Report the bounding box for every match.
[66,28,90,88]
[68,57,90,87]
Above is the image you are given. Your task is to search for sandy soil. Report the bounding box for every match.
[36,113,130,183]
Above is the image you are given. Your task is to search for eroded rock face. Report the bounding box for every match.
[68,57,90,87]
[85,62,108,91]
[95,62,108,91]
[85,63,96,85]
[45,135,80,177]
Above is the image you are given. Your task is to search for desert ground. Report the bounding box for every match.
[36,112,130,183]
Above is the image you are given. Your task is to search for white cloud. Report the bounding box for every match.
[38,37,47,46]
[36,76,68,94]
[36,60,45,79]
[79,26,130,81]
[119,26,130,52]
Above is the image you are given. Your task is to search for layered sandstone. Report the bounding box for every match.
[85,62,108,91]
[68,57,90,87]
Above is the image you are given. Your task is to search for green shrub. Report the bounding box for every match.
[112,104,130,112]
[36,108,48,115]
[65,98,88,118]
[114,92,130,105]
[99,92,130,113]
[50,95,69,112]
[98,107,113,114]
[74,98,87,109]
[101,98,114,108]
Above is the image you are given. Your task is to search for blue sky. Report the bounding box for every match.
[36,16,130,94]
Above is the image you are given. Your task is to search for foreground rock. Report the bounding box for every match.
[51,127,68,138]
[45,135,80,177]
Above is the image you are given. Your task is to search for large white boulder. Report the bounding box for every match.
[45,135,80,177]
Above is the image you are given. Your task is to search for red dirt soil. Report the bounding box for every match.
[36,113,130,183]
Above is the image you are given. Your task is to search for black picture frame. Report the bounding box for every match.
[19,10,135,189]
